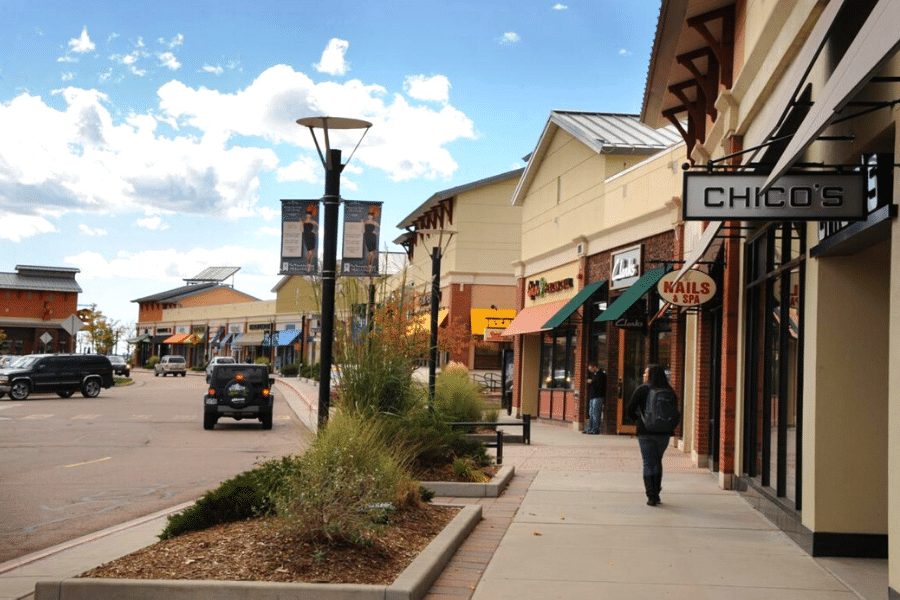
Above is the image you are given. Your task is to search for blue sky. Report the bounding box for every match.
[0,0,662,327]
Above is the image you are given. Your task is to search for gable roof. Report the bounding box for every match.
[395,168,524,232]
[0,265,82,293]
[131,282,258,304]
[511,111,682,206]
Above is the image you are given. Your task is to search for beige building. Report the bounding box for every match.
[642,0,900,582]
[394,169,523,370]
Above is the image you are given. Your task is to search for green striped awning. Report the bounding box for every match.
[541,280,607,329]
[595,266,672,322]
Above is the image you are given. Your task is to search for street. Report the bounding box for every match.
[0,369,312,564]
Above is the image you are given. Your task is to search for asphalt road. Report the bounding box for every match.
[0,369,312,564]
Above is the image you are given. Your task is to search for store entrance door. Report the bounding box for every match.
[616,328,644,434]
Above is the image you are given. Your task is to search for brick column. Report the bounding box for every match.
[718,227,741,487]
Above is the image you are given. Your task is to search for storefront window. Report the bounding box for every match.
[744,222,805,507]
[540,330,574,389]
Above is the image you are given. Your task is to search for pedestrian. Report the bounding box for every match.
[583,362,606,434]
[626,364,677,506]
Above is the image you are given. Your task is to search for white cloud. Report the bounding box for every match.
[68,27,95,54]
[552,3,568,9]
[136,216,169,230]
[78,224,107,236]
[202,64,224,75]
[276,156,320,184]
[314,38,349,76]
[500,32,520,44]
[619,49,632,57]
[61,72,75,81]
[158,52,180,70]
[0,212,56,241]
[404,75,450,104]
[258,226,280,236]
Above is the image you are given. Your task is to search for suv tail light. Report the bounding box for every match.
[208,388,216,396]
[262,388,270,397]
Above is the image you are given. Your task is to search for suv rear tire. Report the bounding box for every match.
[57,390,75,398]
[260,409,273,430]
[9,381,30,401]
[203,413,218,430]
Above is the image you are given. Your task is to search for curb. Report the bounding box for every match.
[34,504,482,600]
[420,464,515,498]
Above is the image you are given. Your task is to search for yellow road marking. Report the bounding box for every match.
[72,414,101,420]
[65,456,111,468]
[23,414,54,420]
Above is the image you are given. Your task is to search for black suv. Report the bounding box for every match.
[0,354,115,400]
[203,364,274,430]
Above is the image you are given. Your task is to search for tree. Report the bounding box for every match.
[77,305,124,354]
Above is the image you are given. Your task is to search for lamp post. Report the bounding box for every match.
[415,229,455,403]
[296,116,372,427]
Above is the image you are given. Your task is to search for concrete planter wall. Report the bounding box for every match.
[420,464,514,498]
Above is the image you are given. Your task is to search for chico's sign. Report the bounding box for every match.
[657,270,716,307]
[684,172,866,221]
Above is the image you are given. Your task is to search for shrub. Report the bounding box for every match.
[159,456,300,540]
[281,362,299,376]
[432,367,491,425]
[146,356,160,369]
[275,411,421,546]
[300,362,320,380]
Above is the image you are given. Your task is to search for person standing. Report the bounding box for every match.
[626,364,677,506]
[584,363,606,434]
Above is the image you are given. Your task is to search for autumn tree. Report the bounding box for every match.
[78,305,126,354]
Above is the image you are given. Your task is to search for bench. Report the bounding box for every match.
[450,414,532,465]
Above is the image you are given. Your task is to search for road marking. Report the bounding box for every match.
[276,415,291,421]
[132,415,152,420]
[64,456,111,468]
[0,404,22,411]
[23,414,54,420]
[173,415,196,421]
[72,414,101,420]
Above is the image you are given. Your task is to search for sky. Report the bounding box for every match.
[0,0,663,329]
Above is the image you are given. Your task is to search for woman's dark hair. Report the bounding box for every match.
[645,364,671,389]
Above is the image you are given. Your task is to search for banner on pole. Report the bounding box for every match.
[341,201,383,277]
[280,199,320,276]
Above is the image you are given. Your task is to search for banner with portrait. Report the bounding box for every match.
[341,201,383,277]
[280,199,320,276]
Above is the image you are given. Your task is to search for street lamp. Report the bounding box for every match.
[296,116,372,427]
[415,229,456,403]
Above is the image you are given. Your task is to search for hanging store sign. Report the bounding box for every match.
[683,172,867,221]
[341,201,383,277]
[610,246,642,290]
[657,270,716,307]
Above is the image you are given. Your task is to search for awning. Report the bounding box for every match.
[501,299,570,336]
[541,280,607,329]
[674,222,723,282]
[150,335,168,344]
[219,333,235,347]
[763,0,900,190]
[266,329,302,347]
[186,333,204,345]
[406,310,448,334]
[163,333,190,344]
[210,327,226,344]
[470,308,517,336]
[596,266,673,322]
[126,333,151,344]
[233,331,265,346]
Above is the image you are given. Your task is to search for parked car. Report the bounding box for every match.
[154,355,187,377]
[205,356,236,382]
[203,363,274,430]
[108,355,131,377]
[0,354,115,400]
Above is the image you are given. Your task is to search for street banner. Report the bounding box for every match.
[280,199,320,276]
[341,201,383,277]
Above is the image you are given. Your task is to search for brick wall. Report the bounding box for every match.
[1,289,78,321]
[446,282,472,365]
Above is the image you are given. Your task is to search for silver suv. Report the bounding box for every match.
[205,356,236,382]
[154,355,187,377]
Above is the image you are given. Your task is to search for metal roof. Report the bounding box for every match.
[185,267,240,283]
[395,168,525,231]
[131,282,222,304]
[512,111,682,206]
[0,268,82,293]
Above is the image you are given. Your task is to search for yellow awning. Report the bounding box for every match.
[405,310,448,334]
[470,308,516,336]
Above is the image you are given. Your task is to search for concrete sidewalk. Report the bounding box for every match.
[0,377,887,600]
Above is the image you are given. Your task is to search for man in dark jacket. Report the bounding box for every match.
[584,363,606,434]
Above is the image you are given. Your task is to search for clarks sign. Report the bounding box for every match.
[683,172,866,221]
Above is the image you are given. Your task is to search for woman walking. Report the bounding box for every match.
[626,364,678,506]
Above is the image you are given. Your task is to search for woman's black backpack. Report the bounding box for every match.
[641,386,680,433]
